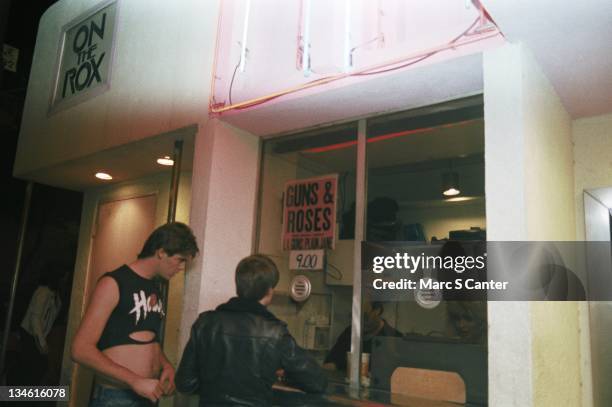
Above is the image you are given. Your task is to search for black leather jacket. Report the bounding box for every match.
[176,297,328,406]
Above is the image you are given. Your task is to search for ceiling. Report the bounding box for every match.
[22,130,195,190]
[221,52,489,137]
[280,106,486,206]
[367,120,484,169]
[222,0,612,137]
[292,119,486,206]
[297,119,484,173]
[482,0,612,118]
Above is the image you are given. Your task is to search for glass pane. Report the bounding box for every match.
[363,98,488,402]
[256,122,358,385]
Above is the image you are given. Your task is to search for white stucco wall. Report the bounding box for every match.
[398,202,486,242]
[484,43,532,407]
[518,39,582,407]
[15,0,220,177]
[212,0,501,108]
[183,119,260,312]
[484,42,582,407]
[176,119,260,407]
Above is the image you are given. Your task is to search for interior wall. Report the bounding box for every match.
[368,162,486,241]
[60,171,191,407]
[484,42,581,407]
[255,148,336,348]
[257,150,301,294]
[398,202,486,242]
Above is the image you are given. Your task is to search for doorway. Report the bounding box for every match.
[88,194,158,296]
[72,193,158,407]
[584,188,612,407]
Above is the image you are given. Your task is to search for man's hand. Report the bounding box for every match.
[160,363,176,396]
[130,377,163,403]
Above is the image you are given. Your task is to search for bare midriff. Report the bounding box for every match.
[96,342,162,388]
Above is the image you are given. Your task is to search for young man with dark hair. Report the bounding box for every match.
[324,301,402,371]
[176,254,327,406]
[72,222,199,406]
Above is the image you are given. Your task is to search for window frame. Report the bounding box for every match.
[254,96,485,389]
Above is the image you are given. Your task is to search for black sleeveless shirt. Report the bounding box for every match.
[97,265,165,350]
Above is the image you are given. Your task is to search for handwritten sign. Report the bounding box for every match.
[282,175,337,251]
[289,250,325,271]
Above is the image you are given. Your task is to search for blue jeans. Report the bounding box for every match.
[89,385,153,407]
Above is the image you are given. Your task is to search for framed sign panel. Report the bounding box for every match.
[49,0,118,113]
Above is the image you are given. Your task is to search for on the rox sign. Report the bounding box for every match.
[51,1,117,110]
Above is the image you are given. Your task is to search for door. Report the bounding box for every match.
[88,194,158,296]
[584,191,612,407]
[71,194,158,407]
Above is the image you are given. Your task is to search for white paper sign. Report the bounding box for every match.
[289,250,325,271]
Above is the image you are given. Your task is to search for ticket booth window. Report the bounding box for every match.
[255,96,488,403]
[255,123,358,370]
[363,98,487,403]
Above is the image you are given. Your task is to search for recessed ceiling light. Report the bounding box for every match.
[95,172,113,180]
[445,196,476,203]
[157,156,174,166]
[443,187,460,197]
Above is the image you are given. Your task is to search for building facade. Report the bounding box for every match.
[14,0,612,406]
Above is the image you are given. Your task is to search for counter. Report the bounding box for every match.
[272,380,473,407]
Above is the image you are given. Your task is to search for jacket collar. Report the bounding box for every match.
[216,296,279,321]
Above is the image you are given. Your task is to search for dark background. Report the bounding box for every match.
[0,0,82,334]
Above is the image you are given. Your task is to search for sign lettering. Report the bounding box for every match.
[51,1,117,109]
[282,175,337,251]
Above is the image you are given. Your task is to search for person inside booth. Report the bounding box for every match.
[323,300,402,371]
[446,301,486,344]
